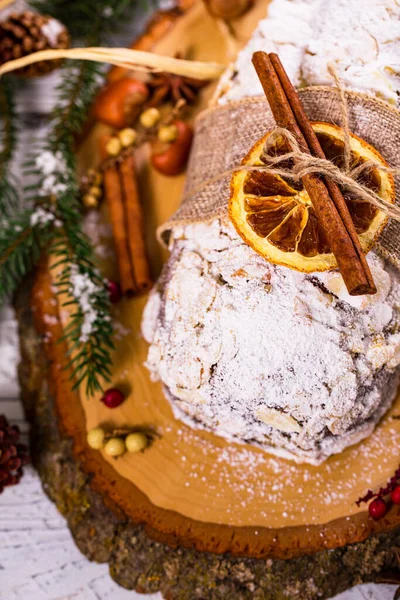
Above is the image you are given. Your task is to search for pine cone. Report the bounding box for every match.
[0,415,30,493]
[0,11,70,77]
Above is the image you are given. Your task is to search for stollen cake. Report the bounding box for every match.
[142,0,400,465]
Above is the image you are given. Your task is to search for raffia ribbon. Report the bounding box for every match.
[158,87,400,271]
[0,47,224,80]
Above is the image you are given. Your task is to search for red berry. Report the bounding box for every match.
[391,486,400,505]
[369,497,388,520]
[108,280,122,304]
[101,388,125,409]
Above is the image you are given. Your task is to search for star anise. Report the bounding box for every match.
[147,61,209,107]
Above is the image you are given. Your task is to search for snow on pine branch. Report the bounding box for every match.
[69,264,108,343]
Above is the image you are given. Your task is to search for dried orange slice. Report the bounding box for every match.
[229,122,395,272]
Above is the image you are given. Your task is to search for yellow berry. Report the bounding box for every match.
[125,432,148,454]
[87,427,105,450]
[82,194,99,209]
[140,107,160,129]
[158,124,178,143]
[87,167,97,178]
[93,172,103,186]
[104,437,126,457]
[106,137,122,157]
[89,185,102,199]
[118,127,137,147]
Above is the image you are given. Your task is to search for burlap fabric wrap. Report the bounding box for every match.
[158,87,400,270]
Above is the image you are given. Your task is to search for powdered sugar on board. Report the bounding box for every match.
[159,403,400,526]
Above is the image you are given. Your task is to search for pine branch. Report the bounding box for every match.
[50,229,114,397]
[24,63,115,395]
[45,135,114,395]
[0,210,51,303]
[0,1,149,395]
[0,76,19,217]
[0,44,114,394]
[51,60,103,141]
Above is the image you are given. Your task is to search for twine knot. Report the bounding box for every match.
[259,127,400,221]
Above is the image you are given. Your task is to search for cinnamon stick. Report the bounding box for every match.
[251,51,376,296]
[101,136,151,295]
[102,139,135,294]
[268,53,376,293]
[119,154,152,293]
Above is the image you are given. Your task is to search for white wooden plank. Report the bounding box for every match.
[0,467,161,600]
[33,560,109,598]
[0,400,25,420]
[0,306,20,399]
[335,584,397,600]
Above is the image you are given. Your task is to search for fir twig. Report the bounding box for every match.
[50,231,114,397]
[0,0,147,395]
[0,211,52,303]
[1,39,120,394]
[51,60,103,140]
[25,58,113,395]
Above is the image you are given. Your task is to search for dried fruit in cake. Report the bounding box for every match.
[229,122,395,272]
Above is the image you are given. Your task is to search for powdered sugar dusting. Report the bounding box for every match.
[83,210,115,261]
[218,0,400,106]
[143,219,400,465]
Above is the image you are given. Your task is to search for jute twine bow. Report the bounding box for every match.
[183,67,400,222]
[258,127,400,221]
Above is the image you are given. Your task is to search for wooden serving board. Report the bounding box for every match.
[19,1,400,598]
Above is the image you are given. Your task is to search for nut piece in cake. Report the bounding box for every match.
[256,408,302,434]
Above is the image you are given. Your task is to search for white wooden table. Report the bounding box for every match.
[0,3,397,598]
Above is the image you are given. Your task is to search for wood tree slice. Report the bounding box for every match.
[16,1,400,598]
[15,278,400,600]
